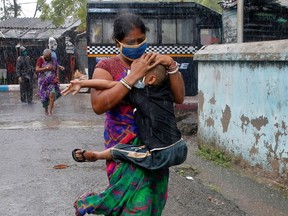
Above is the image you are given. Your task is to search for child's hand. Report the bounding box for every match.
[61,79,81,96]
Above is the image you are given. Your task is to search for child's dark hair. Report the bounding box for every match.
[149,64,168,85]
[112,13,149,41]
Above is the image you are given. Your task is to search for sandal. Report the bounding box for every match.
[72,149,87,162]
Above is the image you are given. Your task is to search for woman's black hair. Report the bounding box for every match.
[112,13,149,41]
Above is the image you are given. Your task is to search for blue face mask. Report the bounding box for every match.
[134,76,146,89]
[118,38,148,61]
[23,50,28,56]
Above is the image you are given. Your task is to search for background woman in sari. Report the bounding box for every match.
[35,49,61,115]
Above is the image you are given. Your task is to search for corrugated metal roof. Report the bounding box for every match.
[0,17,81,39]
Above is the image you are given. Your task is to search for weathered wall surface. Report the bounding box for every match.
[194,40,288,177]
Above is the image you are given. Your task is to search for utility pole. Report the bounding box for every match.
[237,0,244,43]
[3,0,7,20]
[13,0,17,17]
[33,1,38,18]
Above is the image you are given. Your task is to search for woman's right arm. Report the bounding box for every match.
[91,54,156,115]
[90,68,134,115]
[35,57,53,73]
[35,65,48,73]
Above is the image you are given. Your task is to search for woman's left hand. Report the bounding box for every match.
[149,53,173,68]
[149,53,185,104]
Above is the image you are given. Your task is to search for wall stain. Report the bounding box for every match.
[206,117,214,127]
[254,133,265,145]
[274,121,288,135]
[215,68,221,81]
[251,116,268,131]
[249,132,266,157]
[209,96,216,105]
[249,145,259,157]
[264,121,288,176]
[240,114,250,132]
[198,91,204,112]
[221,105,231,133]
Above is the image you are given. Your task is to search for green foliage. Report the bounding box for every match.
[196,144,232,168]
[207,183,221,193]
[38,0,86,31]
[176,169,186,176]
[192,0,222,13]
[0,1,21,20]
[175,164,200,176]
[37,0,220,31]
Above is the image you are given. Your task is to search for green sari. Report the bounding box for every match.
[74,139,169,216]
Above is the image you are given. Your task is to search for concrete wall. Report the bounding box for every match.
[194,40,288,177]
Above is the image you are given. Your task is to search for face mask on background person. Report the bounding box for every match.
[117,38,148,61]
[23,50,28,56]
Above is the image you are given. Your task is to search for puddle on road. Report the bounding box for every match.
[0,120,103,130]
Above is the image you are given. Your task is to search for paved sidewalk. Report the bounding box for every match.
[174,95,288,216]
[176,134,288,216]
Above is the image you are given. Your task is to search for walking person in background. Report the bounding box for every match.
[0,66,7,85]
[48,37,65,78]
[7,59,16,84]
[16,46,34,104]
[0,55,7,85]
[35,49,61,115]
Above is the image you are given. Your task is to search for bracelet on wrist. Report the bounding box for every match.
[123,77,133,87]
[167,66,179,75]
[120,78,132,90]
[167,60,178,70]
[167,65,178,72]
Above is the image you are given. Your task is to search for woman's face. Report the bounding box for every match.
[117,27,147,62]
[44,53,52,62]
[119,27,146,45]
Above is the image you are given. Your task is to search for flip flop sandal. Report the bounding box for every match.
[72,149,87,162]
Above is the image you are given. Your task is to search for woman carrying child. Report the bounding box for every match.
[69,13,185,215]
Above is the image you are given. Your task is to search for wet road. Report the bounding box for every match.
[0,91,248,216]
